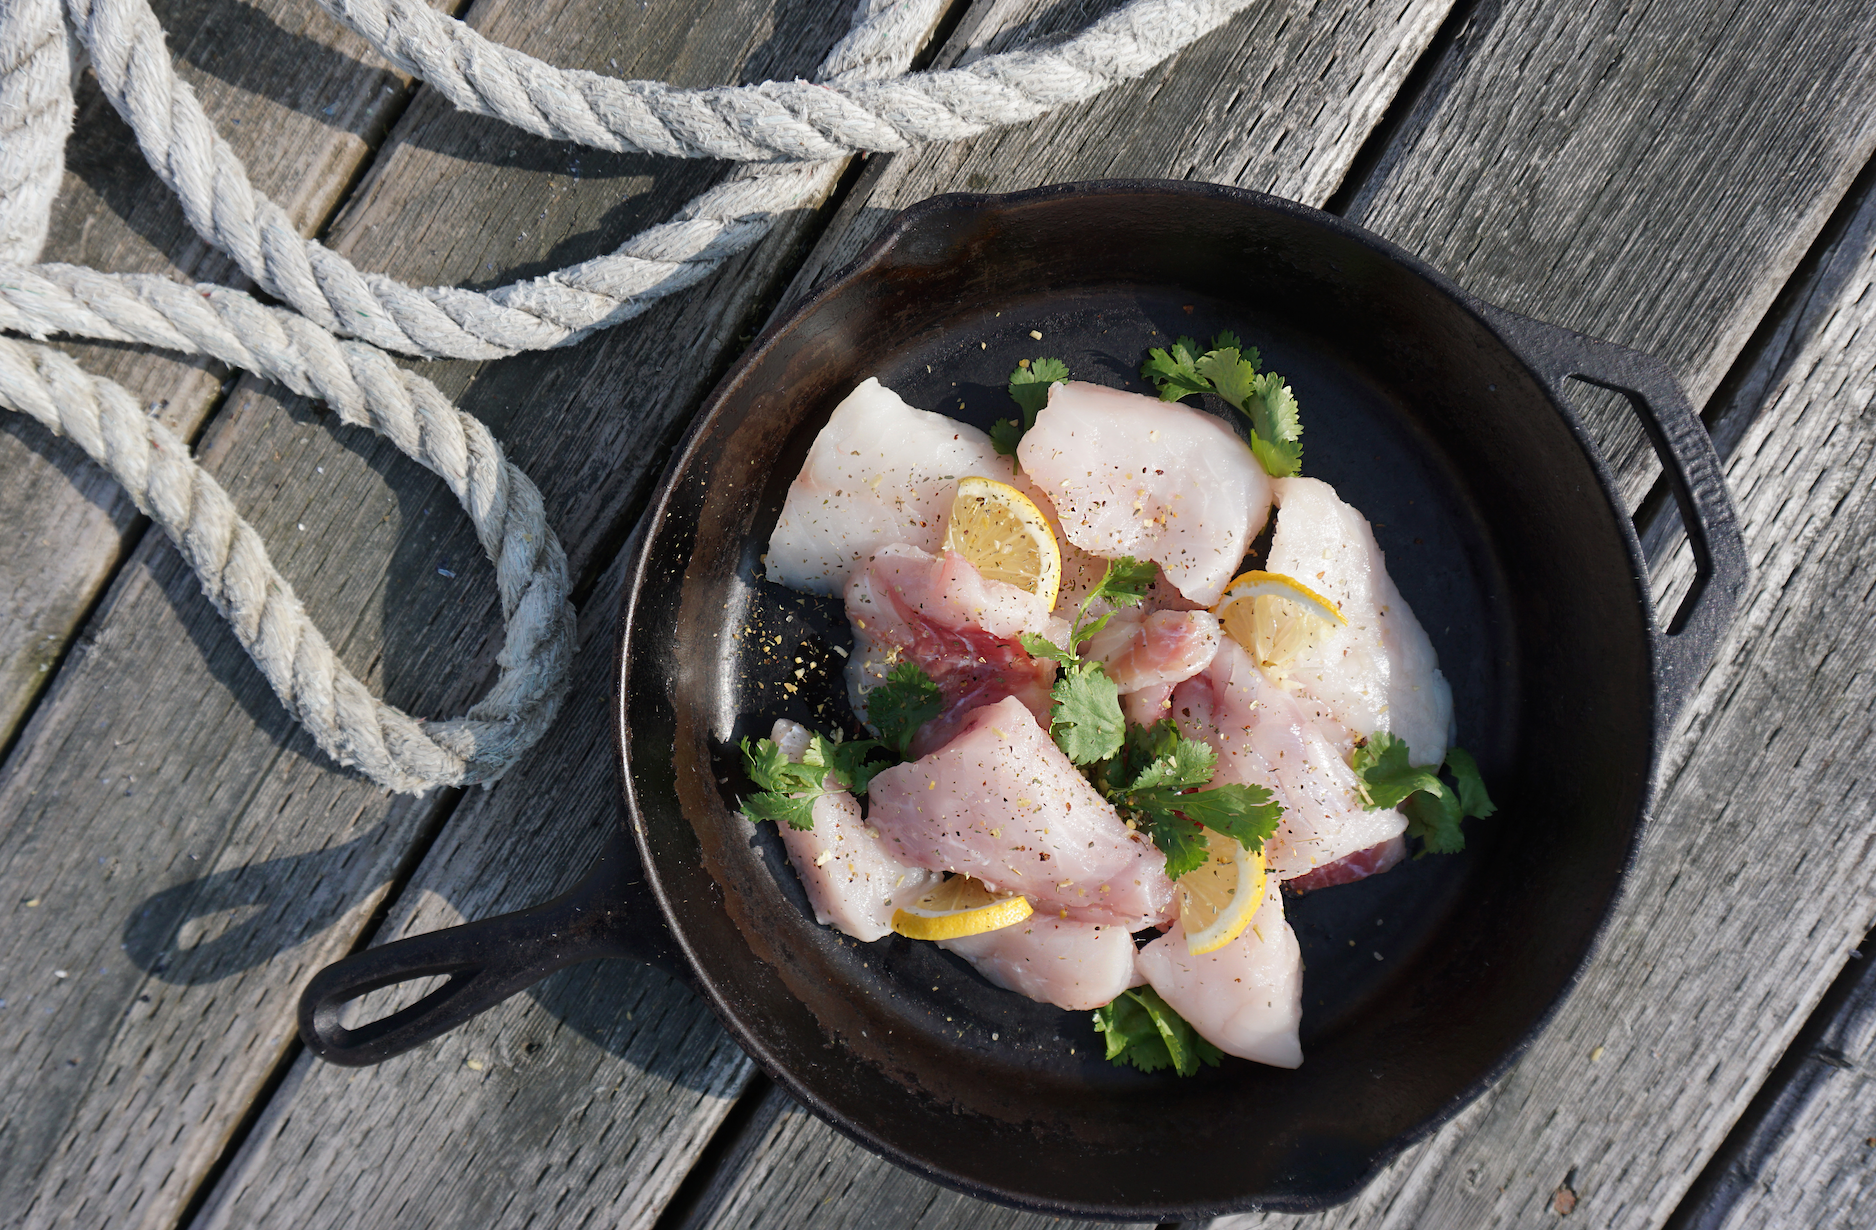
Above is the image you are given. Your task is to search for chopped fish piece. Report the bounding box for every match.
[867,697,1174,928]
[1083,608,1221,695]
[1173,638,1407,880]
[1018,381,1271,605]
[1286,835,1408,894]
[767,720,941,942]
[1136,883,1303,1068]
[845,543,1064,757]
[766,378,1015,596]
[940,917,1139,1011]
[1265,476,1454,766]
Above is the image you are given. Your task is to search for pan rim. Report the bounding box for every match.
[612,177,1666,1218]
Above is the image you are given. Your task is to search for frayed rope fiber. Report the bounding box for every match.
[0,0,1257,791]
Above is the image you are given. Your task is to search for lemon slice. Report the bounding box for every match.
[1211,569,1347,677]
[943,476,1062,609]
[891,876,1033,941]
[1180,832,1268,956]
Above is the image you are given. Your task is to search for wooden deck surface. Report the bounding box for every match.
[3,0,1875,1226]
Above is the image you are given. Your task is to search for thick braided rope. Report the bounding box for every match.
[0,0,75,263]
[0,327,575,792]
[53,0,1253,360]
[313,0,1255,159]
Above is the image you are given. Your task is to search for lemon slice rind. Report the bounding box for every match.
[943,476,1062,610]
[1211,569,1347,627]
[1180,834,1268,956]
[891,876,1034,941]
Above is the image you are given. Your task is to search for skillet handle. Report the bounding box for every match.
[1480,304,1749,724]
[298,831,685,1066]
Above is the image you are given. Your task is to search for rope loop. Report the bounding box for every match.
[0,0,1256,791]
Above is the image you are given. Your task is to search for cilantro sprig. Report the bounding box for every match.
[1140,331,1302,476]
[738,732,894,830]
[1018,555,1157,765]
[1093,986,1223,1077]
[865,661,943,756]
[991,357,1070,456]
[1098,721,1283,879]
[1350,733,1496,855]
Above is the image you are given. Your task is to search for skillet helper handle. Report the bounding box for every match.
[299,831,684,1066]
[1481,303,1749,723]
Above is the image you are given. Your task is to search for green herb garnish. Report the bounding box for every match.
[1093,986,1223,1076]
[991,357,1070,456]
[738,732,892,830]
[1141,332,1302,476]
[1350,732,1496,855]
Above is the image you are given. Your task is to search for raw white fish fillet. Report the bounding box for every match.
[940,917,1140,1011]
[1136,884,1303,1068]
[1017,382,1271,605]
[845,543,1064,757]
[1173,638,1407,880]
[766,378,1015,596]
[768,720,941,942]
[1083,608,1220,695]
[866,697,1174,928]
[1265,476,1454,766]
[1286,835,1407,894]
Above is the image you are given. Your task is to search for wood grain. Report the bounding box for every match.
[0,0,421,746]
[184,0,1454,1225]
[0,0,874,1225]
[193,546,761,1230]
[692,0,1876,1225]
[1196,6,1876,1223]
[1668,944,1876,1230]
[668,1083,1156,1230]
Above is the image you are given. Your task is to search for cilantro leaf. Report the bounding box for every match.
[1049,664,1125,765]
[1155,784,1281,853]
[1404,787,1466,854]
[1350,731,1447,810]
[812,734,890,797]
[998,358,1070,453]
[1092,987,1223,1077]
[865,662,943,757]
[1079,556,1157,622]
[1194,346,1258,410]
[1018,632,1074,666]
[1140,336,1210,401]
[1444,746,1496,818]
[1100,721,1283,877]
[739,789,818,831]
[1350,734,1494,856]
[1244,371,1303,476]
[1139,809,1211,880]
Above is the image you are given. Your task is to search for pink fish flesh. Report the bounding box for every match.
[1172,638,1407,880]
[1285,834,1408,894]
[767,720,942,942]
[1018,381,1271,605]
[866,697,1175,928]
[844,543,1064,757]
[939,917,1143,1011]
[1135,884,1303,1068]
[1083,608,1220,695]
[1264,476,1453,767]
[765,379,1015,596]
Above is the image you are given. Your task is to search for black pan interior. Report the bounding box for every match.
[620,184,1653,1218]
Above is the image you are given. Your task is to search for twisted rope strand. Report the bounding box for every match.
[0,0,1251,790]
[0,329,575,791]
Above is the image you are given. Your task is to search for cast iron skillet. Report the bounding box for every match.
[299,181,1748,1218]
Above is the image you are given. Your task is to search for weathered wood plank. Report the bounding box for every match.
[193,545,761,1230]
[668,1082,1156,1230]
[187,0,1453,1224]
[1667,939,1876,1230]
[0,0,878,1224]
[0,0,420,746]
[1195,9,1876,1222]
[693,0,1876,1224]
